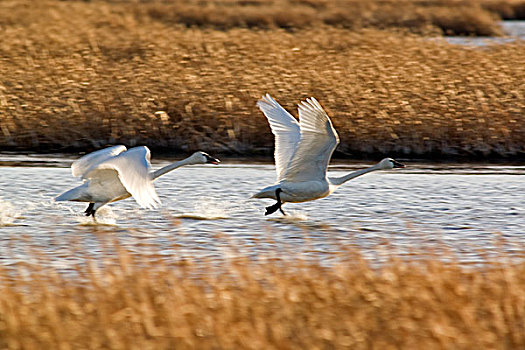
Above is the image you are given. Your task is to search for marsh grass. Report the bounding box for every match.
[141,0,505,35]
[0,233,524,349]
[483,0,525,19]
[0,0,524,158]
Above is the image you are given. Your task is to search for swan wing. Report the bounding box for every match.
[282,97,339,182]
[257,94,301,181]
[72,145,127,179]
[85,146,161,209]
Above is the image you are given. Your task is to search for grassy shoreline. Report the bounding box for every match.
[0,1,524,160]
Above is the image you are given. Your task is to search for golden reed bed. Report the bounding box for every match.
[0,0,524,159]
[0,235,524,349]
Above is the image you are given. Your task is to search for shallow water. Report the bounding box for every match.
[0,156,524,270]
[444,20,525,46]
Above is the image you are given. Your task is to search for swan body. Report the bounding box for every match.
[56,146,219,217]
[253,94,405,215]
[254,181,331,203]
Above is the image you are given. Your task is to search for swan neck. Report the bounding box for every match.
[151,158,192,179]
[329,164,380,186]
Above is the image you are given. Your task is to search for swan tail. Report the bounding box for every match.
[252,185,280,199]
[55,185,90,202]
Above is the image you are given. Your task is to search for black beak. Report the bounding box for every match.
[205,154,220,165]
[393,160,405,168]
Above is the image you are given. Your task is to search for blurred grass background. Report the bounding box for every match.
[0,234,524,349]
[0,0,523,159]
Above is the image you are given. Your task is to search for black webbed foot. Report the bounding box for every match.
[265,202,282,216]
[264,188,286,216]
[85,203,96,217]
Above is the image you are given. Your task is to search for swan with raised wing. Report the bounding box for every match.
[56,146,220,218]
[253,94,405,215]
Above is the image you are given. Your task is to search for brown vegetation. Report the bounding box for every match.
[482,0,525,19]
[0,0,524,159]
[0,235,524,349]
[140,0,505,36]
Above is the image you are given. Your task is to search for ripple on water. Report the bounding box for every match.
[0,163,524,268]
[173,199,233,220]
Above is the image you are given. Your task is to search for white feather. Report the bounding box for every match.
[282,97,339,182]
[257,94,301,182]
[85,146,160,209]
[71,145,127,178]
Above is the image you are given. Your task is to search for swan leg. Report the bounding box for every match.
[265,189,286,216]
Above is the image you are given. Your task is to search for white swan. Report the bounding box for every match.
[56,145,220,218]
[253,94,405,215]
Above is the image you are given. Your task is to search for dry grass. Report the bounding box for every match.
[482,0,525,19]
[0,0,524,159]
[140,0,505,36]
[0,235,524,349]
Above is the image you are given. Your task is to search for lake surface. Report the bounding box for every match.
[445,20,525,46]
[0,156,524,270]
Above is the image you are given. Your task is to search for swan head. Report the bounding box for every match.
[378,158,405,170]
[190,151,220,165]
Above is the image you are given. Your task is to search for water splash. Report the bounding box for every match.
[175,199,229,220]
[269,210,308,222]
[77,206,118,226]
[0,198,20,226]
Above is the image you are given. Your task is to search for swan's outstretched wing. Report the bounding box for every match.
[282,97,339,182]
[72,145,127,179]
[257,94,301,182]
[85,146,161,209]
